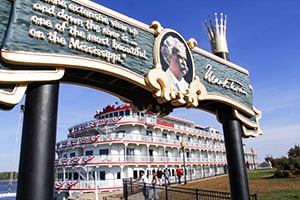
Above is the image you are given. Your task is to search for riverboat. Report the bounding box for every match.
[54,103,258,199]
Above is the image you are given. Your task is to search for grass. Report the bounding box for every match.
[184,169,300,200]
[247,169,275,179]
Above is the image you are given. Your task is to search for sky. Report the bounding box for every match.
[1,0,300,172]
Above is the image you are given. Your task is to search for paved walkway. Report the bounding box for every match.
[127,192,144,200]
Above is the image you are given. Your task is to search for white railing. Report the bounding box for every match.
[57,132,226,152]
[55,154,227,167]
[55,179,123,191]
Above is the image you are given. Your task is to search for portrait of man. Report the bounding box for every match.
[160,33,193,92]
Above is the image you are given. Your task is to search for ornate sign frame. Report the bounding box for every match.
[146,25,207,108]
[0,0,261,137]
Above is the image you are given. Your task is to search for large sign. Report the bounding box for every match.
[0,0,261,137]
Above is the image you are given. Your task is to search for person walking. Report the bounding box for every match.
[164,168,170,185]
[157,168,163,185]
[176,166,183,185]
[136,170,151,200]
[152,171,159,200]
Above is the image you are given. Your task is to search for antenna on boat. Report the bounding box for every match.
[8,104,25,192]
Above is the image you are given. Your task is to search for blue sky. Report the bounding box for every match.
[1,0,300,172]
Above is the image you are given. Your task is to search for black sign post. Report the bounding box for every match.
[203,13,250,200]
[17,82,59,200]
[219,106,250,200]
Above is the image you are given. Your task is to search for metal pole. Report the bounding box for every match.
[218,106,250,200]
[207,14,250,197]
[180,141,187,184]
[94,171,99,200]
[251,148,256,170]
[165,183,168,200]
[183,147,187,184]
[16,82,59,200]
[123,179,128,200]
[215,53,250,200]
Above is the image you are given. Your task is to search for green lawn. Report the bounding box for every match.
[260,190,300,200]
[248,169,300,200]
[247,169,275,179]
[186,169,300,200]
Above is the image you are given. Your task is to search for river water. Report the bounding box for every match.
[0,180,17,200]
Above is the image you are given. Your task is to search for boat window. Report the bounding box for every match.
[117,171,121,179]
[126,148,135,155]
[100,171,105,180]
[146,130,153,136]
[125,109,130,116]
[149,149,153,157]
[85,150,93,156]
[68,172,72,180]
[99,149,109,156]
[133,170,138,179]
[74,172,78,180]
[57,172,63,180]
[119,110,124,116]
[70,152,75,157]
[114,112,118,117]
[186,152,190,158]
[116,130,125,134]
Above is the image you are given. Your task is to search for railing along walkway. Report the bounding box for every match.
[123,179,258,200]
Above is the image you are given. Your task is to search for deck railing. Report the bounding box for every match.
[55,154,227,167]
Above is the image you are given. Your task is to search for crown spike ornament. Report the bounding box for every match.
[202,13,229,60]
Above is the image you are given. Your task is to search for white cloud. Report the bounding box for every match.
[246,123,300,161]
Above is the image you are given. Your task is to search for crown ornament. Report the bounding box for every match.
[202,13,229,59]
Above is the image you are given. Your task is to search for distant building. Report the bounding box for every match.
[54,103,258,199]
[257,161,272,170]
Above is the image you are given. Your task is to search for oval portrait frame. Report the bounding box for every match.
[154,29,195,93]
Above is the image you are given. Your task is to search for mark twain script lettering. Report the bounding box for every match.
[204,64,248,96]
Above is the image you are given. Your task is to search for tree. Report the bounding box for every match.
[268,145,300,178]
[0,171,18,180]
[288,145,300,158]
